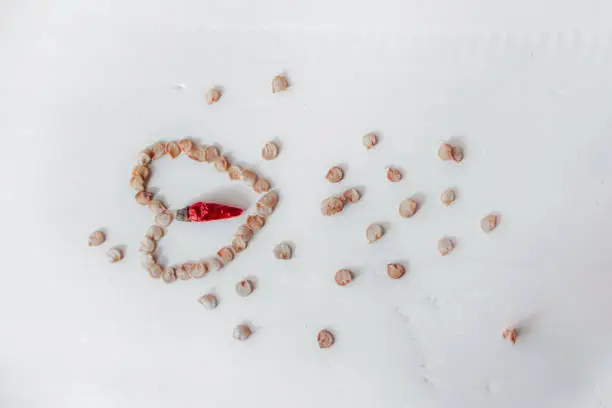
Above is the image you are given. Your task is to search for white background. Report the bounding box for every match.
[2,1,612,407]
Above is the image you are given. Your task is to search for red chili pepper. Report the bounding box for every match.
[176,202,243,222]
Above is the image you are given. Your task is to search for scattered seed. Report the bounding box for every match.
[481,214,498,233]
[440,189,456,206]
[213,156,229,172]
[257,191,279,215]
[398,199,418,218]
[438,237,454,256]
[218,247,235,263]
[135,191,154,205]
[88,230,106,247]
[253,179,271,193]
[325,166,344,183]
[106,247,123,263]
[341,188,361,204]
[155,211,173,227]
[199,294,218,310]
[178,139,193,153]
[166,142,181,158]
[204,146,220,162]
[132,165,150,180]
[438,143,454,161]
[190,262,209,279]
[141,253,155,270]
[150,142,166,160]
[233,324,252,341]
[206,88,221,105]
[228,165,243,181]
[502,328,518,344]
[321,196,344,216]
[148,200,167,215]
[130,175,145,191]
[176,264,191,280]
[232,237,248,253]
[246,214,266,232]
[235,279,254,297]
[366,224,384,243]
[317,330,334,349]
[451,146,463,162]
[363,132,378,150]
[272,75,289,93]
[137,150,152,166]
[262,141,279,160]
[162,267,177,283]
[273,243,292,260]
[140,236,156,253]
[148,263,163,279]
[385,167,402,182]
[242,169,258,186]
[146,225,164,241]
[334,269,353,286]
[386,263,406,279]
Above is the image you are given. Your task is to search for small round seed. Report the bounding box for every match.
[155,211,173,227]
[150,142,166,160]
[88,230,106,247]
[232,237,248,253]
[106,247,123,263]
[502,328,518,344]
[481,214,498,233]
[262,141,279,160]
[366,224,384,243]
[253,179,271,193]
[190,262,209,279]
[398,199,418,218]
[257,191,279,215]
[213,156,229,172]
[438,143,454,161]
[321,196,344,216]
[141,253,155,270]
[385,167,402,182]
[233,324,252,341]
[166,141,181,158]
[213,257,224,271]
[188,147,206,162]
[363,132,378,150]
[334,269,353,286]
[148,199,167,215]
[135,191,154,205]
[273,243,292,260]
[272,75,289,93]
[137,150,152,165]
[139,236,156,253]
[242,169,258,186]
[317,330,334,349]
[204,146,220,162]
[451,146,463,162]
[132,165,150,180]
[146,225,164,241]
[178,139,193,153]
[162,267,177,283]
[148,263,163,279]
[228,165,243,181]
[235,225,254,241]
[440,189,456,206]
[176,264,191,280]
[206,88,221,105]
[217,247,235,263]
[246,214,266,232]
[199,294,218,310]
[130,175,145,191]
[341,188,360,204]
[438,237,454,256]
[325,166,344,183]
[235,279,254,297]
[386,263,406,279]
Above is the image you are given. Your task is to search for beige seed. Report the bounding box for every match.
[502,328,518,344]
[130,175,145,191]
[206,88,221,105]
[199,294,218,310]
[272,75,289,93]
[242,169,258,186]
[257,191,279,215]
[385,167,402,182]
[273,243,292,260]
[135,191,154,205]
[262,141,279,160]
[155,211,173,227]
[148,263,163,279]
[363,132,378,150]
[187,146,207,162]
[213,257,224,271]
[88,230,106,247]
[321,196,344,216]
[246,214,266,232]
[481,214,498,233]
[233,324,252,341]
[440,189,456,206]
[136,150,152,166]
[166,141,181,158]
[438,143,454,161]
[150,142,166,160]
[213,156,229,172]
[438,237,454,256]
[386,263,406,279]
[232,237,248,253]
[451,146,463,162]
[204,146,220,163]
[178,139,193,153]
[317,330,334,349]
[139,236,156,253]
[334,269,353,286]
[141,253,155,270]
[162,267,177,283]
[253,179,271,193]
[366,224,384,243]
[398,199,418,218]
[235,225,254,241]
[148,199,167,215]
[341,188,361,204]
[325,166,344,183]
[218,247,235,263]
[190,262,209,279]
[132,165,150,180]
[228,165,243,181]
[106,247,123,263]
[176,264,191,280]
[146,225,164,241]
[235,279,254,297]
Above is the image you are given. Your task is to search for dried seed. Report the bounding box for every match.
[190,262,209,279]
[146,225,164,241]
[199,294,218,310]
[502,328,518,344]
[481,214,498,233]
[141,253,155,269]
[341,188,361,204]
[233,324,252,341]
[273,243,292,260]
[451,146,463,162]
[166,141,181,158]
[363,132,378,150]
[317,330,334,349]
[106,247,123,263]
[235,225,254,241]
[176,264,191,280]
[135,191,153,205]
[136,150,152,165]
[132,165,150,180]
[213,257,224,271]
[334,269,353,286]
[150,142,166,160]
[366,224,384,243]
[218,247,235,263]
[257,191,279,215]
[206,88,221,105]
[385,167,402,182]
[246,214,266,232]
[272,75,289,93]
[438,143,454,161]
[386,263,406,279]
[178,139,193,153]
[325,166,344,183]
[130,175,145,191]
[242,169,258,186]
[213,156,229,172]
[88,230,105,247]
[235,279,254,297]
[253,179,271,193]
[148,199,167,215]
[398,199,418,218]
[438,237,454,256]
[155,211,173,227]
[232,237,248,253]
[228,165,243,181]
[188,146,207,162]
[440,189,456,206]
[148,263,163,279]
[321,196,344,216]
[204,146,220,163]
[162,267,177,283]
[140,236,156,253]
[262,141,279,160]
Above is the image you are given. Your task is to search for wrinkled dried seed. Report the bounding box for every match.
[190,262,209,279]
[335,269,353,286]
[155,211,173,227]
[88,230,106,247]
[386,263,406,279]
[438,143,454,161]
[235,225,254,241]
[187,146,206,162]
[135,191,153,205]
[178,139,193,153]
[317,330,334,349]
[438,237,454,256]
[141,253,155,269]
[366,224,384,243]
[213,156,229,172]
[218,247,235,263]
[253,179,271,193]
[130,175,145,191]
[204,146,220,162]
[136,150,152,165]
[140,236,156,253]
[106,247,123,263]
[151,142,166,160]
[233,324,252,341]
[162,267,177,283]
[146,225,164,241]
[325,166,344,183]
[262,141,279,160]
[363,132,378,150]
[321,196,344,216]
[272,75,289,93]
[451,146,463,162]
[481,214,498,233]
[228,165,242,181]
[176,264,191,280]
[242,169,258,186]
[341,188,360,204]
[273,243,292,260]
[206,88,221,105]
[199,294,218,310]
[257,191,278,215]
[385,167,402,182]
[246,214,266,232]
[148,200,167,215]
[232,237,248,253]
[213,258,224,271]
[235,279,254,297]
[398,199,418,218]
[166,142,181,158]
[148,263,163,279]
[502,328,518,344]
[132,165,150,180]
[441,189,456,206]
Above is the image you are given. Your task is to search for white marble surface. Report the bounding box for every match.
[2,1,612,407]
